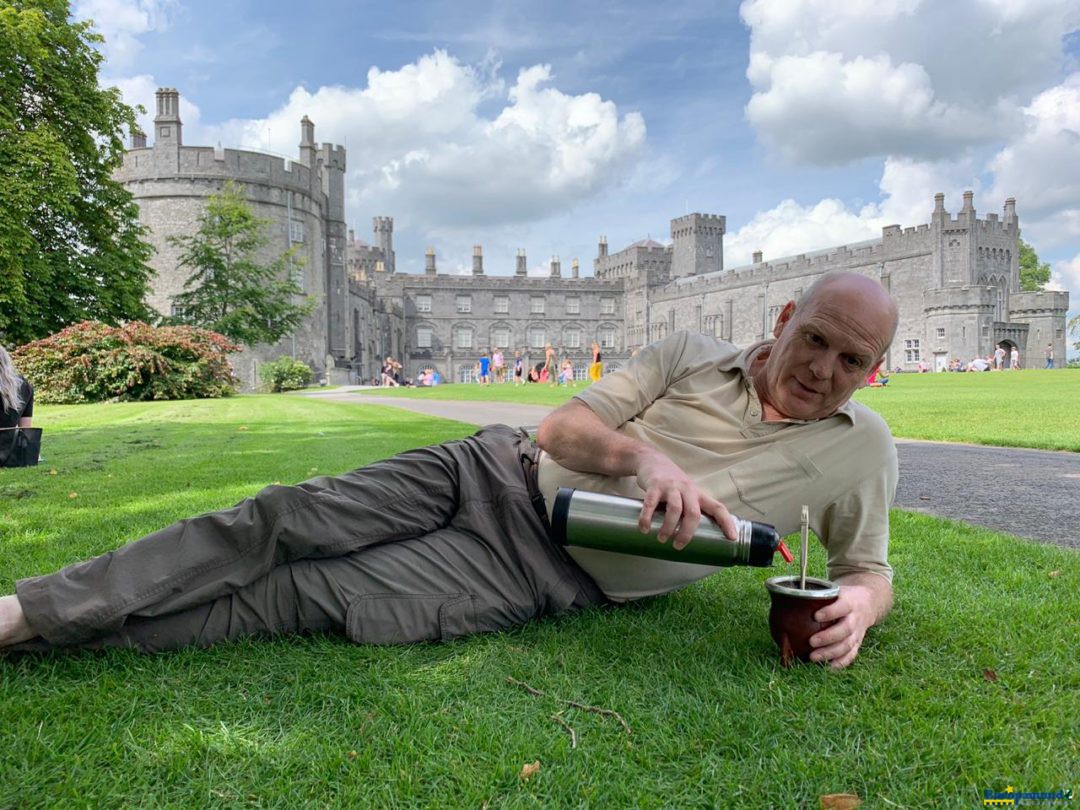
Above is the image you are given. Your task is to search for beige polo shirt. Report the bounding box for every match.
[537,330,897,601]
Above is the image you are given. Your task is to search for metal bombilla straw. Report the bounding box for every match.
[799,505,809,590]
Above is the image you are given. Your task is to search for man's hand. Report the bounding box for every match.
[808,573,893,669]
[635,450,736,548]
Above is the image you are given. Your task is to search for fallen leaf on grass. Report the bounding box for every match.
[347,750,357,760]
[983,668,998,682]
[820,793,862,809]
[519,761,540,781]
[48,469,58,476]
[237,426,248,431]
[68,491,79,499]
[1048,570,1059,578]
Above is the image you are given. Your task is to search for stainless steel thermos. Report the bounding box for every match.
[551,487,783,567]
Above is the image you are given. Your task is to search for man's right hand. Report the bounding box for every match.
[635,449,736,549]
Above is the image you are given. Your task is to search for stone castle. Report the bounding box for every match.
[117,89,1070,385]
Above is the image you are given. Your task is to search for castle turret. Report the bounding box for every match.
[515,249,527,276]
[154,87,181,145]
[752,250,763,264]
[598,235,608,258]
[1004,197,1017,225]
[373,217,395,274]
[550,255,561,277]
[961,189,975,221]
[300,116,316,169]
[670,213,725,278]
[472,245,484,275]
[131,128,147,149]
[425,247,436,275]
[571,258,579,279]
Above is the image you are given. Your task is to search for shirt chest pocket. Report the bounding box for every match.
[727,445,822,519]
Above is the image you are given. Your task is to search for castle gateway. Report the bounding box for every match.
[119,89,1069,385]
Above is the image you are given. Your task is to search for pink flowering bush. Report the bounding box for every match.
[14,321,239,403]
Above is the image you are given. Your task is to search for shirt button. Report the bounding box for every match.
[750,409,759,417]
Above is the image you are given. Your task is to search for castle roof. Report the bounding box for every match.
[629,238,666,249]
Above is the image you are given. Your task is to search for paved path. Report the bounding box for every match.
[301,389,1080,549]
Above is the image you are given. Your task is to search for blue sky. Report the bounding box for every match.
[78,0,1079,343]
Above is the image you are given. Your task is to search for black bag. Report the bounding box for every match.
[0,427,42,467]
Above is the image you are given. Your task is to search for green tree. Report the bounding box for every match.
[1069,312,1079,353]
[1018,239,1051,291]
[168,182,313,346]
[0,0,154,345]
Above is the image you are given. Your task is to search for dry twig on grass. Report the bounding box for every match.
[549,713,577,749]
[506,676,632,736]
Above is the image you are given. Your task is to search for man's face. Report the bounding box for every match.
[759,294,890,421]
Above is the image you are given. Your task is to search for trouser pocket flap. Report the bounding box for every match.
[346,593,477,645]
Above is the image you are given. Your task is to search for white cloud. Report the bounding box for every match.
[987,73,1080,247]
[74,0,176,71]
[187,51,646,231]
[739,0,1077,164]
[1049,252,1080,293]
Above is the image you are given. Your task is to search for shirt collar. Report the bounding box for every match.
[719,338,857,425]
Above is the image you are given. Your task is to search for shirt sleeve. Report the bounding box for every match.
[573,331,693,428]
[818,427,897,583]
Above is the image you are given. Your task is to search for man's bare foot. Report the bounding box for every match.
[0,594,34,647]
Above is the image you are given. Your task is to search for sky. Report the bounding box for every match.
[76,0,1080,348]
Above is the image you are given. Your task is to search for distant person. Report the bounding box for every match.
[1009,347,1020,370]
[558,358,574,387]
[478,352,491,386]
[1044,344,1054,369]
[993,343,1006,370]
[0,344,35,468]
[431,370,441,386]
[866,368,889,387]
[916,360,928,373]
[589,341,603,383]
[967,356,990,372]
[543,344,556,386]
[492,349,505,384]
[513,351,524,386]
[380,357,399,387]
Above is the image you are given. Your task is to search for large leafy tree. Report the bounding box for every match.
[1018,238,1051,291]
[0,0,154,345]
[168,182,312,347]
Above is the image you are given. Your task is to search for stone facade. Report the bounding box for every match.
[119,88,1069,387]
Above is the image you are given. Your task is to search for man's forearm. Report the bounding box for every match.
[834,572,894,626]
[536,399,652,478]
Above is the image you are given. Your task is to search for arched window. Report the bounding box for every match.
[528,325,546,349]
[453,324,474,350]
[563,326,581,349]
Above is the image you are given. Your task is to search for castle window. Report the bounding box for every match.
[599,325,616,349]
[600,297,615,316]
[564,327,581,349]
[456,295,471,314]
[290,263,305,293]
[904,339,921,363]
[530,296,545,315]
[494,295,509,314]
[566,297,580,315]
[529,326,546,349]
[416,326,432,348]
[936,327,946,339]
[982,325,990,337]
[289,219,305,243]
[492,326,510,349]
[416,294,431,313]
[453,325,473,350]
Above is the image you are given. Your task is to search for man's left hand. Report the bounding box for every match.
[806,575,893,670]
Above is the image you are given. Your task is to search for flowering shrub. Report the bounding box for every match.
[13,321,239,403]
[259,356,314,392]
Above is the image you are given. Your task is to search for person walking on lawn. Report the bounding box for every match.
[1,272,899,671]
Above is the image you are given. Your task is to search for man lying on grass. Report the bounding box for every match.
[0,272,899,670]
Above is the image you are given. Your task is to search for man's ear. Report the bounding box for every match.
[772,301,797,338]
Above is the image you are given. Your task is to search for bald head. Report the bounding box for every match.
[798,272,899,355]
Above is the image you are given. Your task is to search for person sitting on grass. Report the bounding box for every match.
[0,272,899,671]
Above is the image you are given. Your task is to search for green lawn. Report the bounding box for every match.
[363,368,1080,451]
[1,396,1076,806]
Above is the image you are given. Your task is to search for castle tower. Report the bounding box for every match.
[425,247,437,275]
[154,87,181,146]
[515,249,527,276]
[319,141,348,358]
[373,217,395,274]
[472,245,484,275]
[550,255,561,277]
[299,116,316,169]
[670,213,725,278]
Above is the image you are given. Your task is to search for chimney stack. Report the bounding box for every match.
[752,250,763,264]
[472,245,484,275]
[425,247,437,275]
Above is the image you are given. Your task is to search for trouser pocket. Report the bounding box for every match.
[345,593,478,645]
